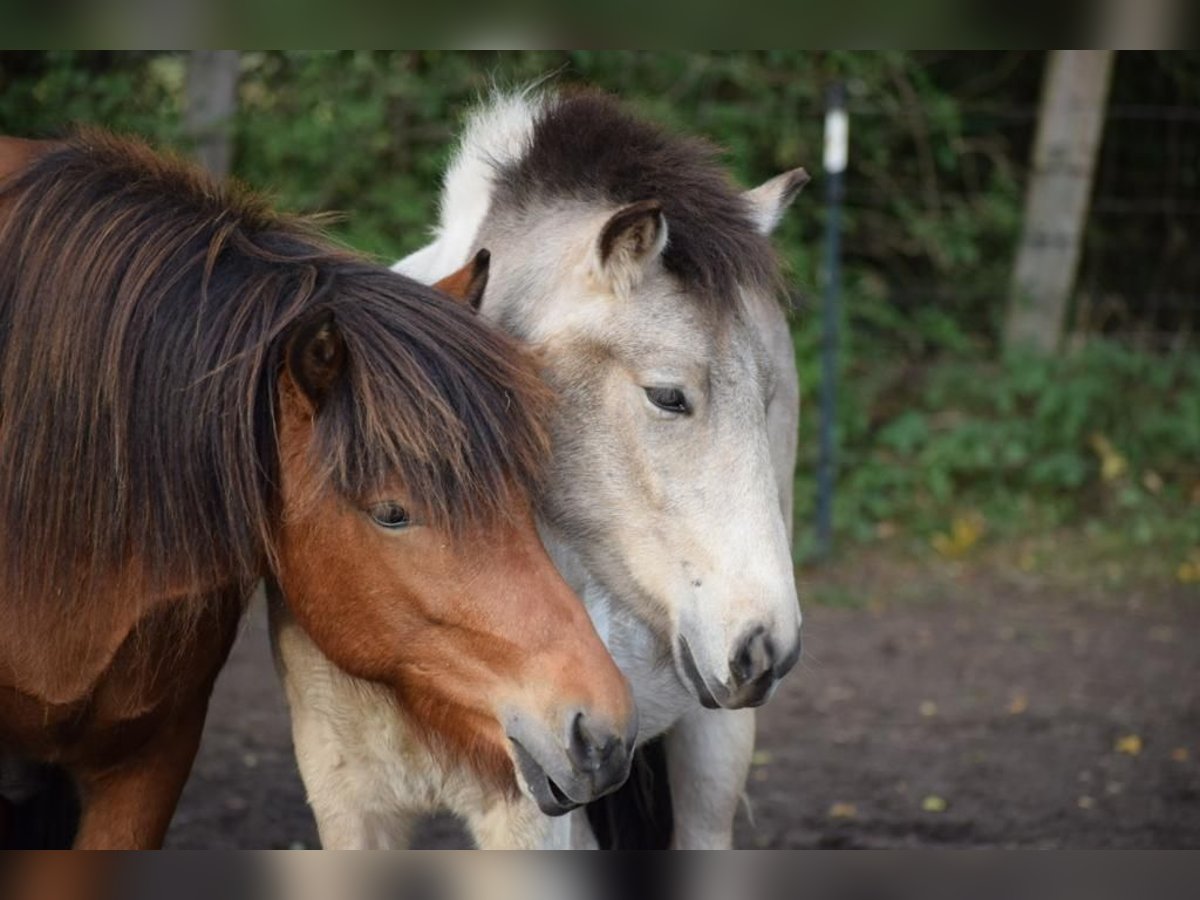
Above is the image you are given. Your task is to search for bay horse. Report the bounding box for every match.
[276,87,806,848]
[0,130,635,849]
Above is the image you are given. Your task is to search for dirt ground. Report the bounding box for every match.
[165,559,1200,849]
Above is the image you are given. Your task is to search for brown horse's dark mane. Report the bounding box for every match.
[0,129,551,611]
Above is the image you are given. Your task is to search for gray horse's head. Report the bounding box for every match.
[401,89,808,709]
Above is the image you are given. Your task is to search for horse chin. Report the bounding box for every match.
[508,739,582,817]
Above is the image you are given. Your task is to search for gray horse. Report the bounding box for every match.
[271,87,807,848]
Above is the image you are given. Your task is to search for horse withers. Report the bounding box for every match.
[0,131,634,849]
[277,87,807,848]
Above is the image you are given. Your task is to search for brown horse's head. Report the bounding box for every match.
[0,132,634,812]
[272,260,636,811]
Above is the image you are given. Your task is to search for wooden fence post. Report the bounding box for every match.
[184,51,239,178]
[1003,51,1114,355]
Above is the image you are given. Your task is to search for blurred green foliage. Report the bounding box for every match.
[2,51,1197,570]
[793,337,1200,561]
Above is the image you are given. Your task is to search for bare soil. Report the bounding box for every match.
[165,563,1200,849]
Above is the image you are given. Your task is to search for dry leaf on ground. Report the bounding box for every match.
[922,795,948,813]
[1114,734,1143,756]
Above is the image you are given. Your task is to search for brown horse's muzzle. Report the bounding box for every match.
[504,705,638,815]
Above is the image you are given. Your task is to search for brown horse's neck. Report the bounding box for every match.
[0,584,246,745]
[0,559,253,707]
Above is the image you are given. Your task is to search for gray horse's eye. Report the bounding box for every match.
[368,502,411,529]
[644,386,691,415]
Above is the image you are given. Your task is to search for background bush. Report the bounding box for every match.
[3,51,1196,569]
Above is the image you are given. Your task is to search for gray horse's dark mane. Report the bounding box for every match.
[493,88,782,310]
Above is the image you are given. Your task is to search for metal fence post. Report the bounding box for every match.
[816,80,847,560]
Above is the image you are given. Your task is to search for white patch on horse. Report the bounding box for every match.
[392,89,543,284]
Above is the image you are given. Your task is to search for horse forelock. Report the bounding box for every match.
[299,269,553,534]
[0,129,552,616]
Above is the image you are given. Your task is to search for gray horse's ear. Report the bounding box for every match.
[286,310,347,411]
[743,168,810,235]
[594,199,667,295]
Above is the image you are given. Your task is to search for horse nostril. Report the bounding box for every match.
[568,712,622,775]
[729,624,775,689]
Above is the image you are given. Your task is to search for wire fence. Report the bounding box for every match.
[802,52,1198,362]
[1077,57,1200,347]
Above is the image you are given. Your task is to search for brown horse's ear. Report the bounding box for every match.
[433,248,491,312]
[286,310,347,411]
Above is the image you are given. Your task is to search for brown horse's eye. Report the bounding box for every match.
[368,502,411,530]
[644,386,691,415]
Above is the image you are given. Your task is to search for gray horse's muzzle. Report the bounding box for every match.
[677,623,802,709]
